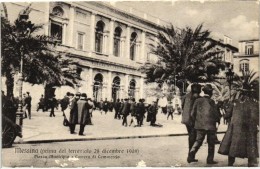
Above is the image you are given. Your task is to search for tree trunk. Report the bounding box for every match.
[5,71,14,98]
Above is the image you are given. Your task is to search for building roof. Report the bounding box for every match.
[239,39,259,42]
[209,38,238,52]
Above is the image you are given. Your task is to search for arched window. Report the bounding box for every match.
[95,21,105,53]
[52,6,64,17]
[114,27,122,57]
[50,6,65,43]
[239,59,249,72]
[130,32,137,60]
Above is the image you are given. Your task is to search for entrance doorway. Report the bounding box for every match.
[129,79,136,99]
[93,73,103,102]
[112,76,120,102]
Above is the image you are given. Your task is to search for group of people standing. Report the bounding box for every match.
[181,83,259,166]
[60,92,93,136]
[119,98,147,127]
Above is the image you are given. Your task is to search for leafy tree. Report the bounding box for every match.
[140,24,226,94]
[1,5,80,98]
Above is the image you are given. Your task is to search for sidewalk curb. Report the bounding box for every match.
[15,131,226,144]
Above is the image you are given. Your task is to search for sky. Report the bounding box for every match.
[111,0,259,47]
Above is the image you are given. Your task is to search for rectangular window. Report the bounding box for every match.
[240,63,249,72]
[77,33,84,50]
[50,22,62,42]
[245,45,253,55]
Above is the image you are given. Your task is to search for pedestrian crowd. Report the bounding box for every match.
[2,80,259,166]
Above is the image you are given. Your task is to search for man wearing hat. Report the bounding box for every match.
[76,93,93,135]
[69,92,81,134]
[188,84,221,164]
[181,83,201,163]
[121,98,130,127]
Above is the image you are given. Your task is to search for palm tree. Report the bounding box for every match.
[140,24,225,94]
[1,5,80,98]
[232,70,259,100]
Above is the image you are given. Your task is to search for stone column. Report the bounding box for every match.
[103,33,109,54]
[90,12,96,54]
[126,26,131,59]
[120,38,125,57]
[107,71,112,100]
[124,74,129,98]
[68,5,75,47]
[109,18,115,56]
[136,43,140,61]
[141,31,146,63]
[62,23,67,45]
[140,77,144,99]
[87,68,93,98]
[44,3,50,35]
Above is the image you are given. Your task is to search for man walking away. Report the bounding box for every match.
[76,93,93,136]
[188,84,221,165]
[181,83,201,163]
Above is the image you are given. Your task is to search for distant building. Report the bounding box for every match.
[233,39,259,76]
[208,36,238,78]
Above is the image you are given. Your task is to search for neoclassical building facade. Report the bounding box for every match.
[2,2,162,103]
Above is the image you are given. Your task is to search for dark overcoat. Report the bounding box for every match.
[130,102,137,116]
[218,100,259,158]
[121,102,130,115]
[103,101,108,112]
[77,99,93,125]
[181,93,199,126]
[69,98,78,124]
[136,102,146,117]
[191,96,220,131]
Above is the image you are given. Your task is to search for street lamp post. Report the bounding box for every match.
[16,13,30,126]
[225,68,234,100]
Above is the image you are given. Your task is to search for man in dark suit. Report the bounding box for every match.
[148,101,158,126]
[188,84,221,164]
[129,98,137,127]
[136,99,146,127]
[114,99,121,119]
[69,92,81,134]
[121,98,130,127]
[60,92,71,116]
[181,83,202,163]
[76,93,93,135]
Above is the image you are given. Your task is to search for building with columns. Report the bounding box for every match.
[2,2,164,104]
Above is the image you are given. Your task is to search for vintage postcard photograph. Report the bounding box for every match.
[1,0,259,167]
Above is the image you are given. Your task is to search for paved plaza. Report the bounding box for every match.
[15,107,228,143]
